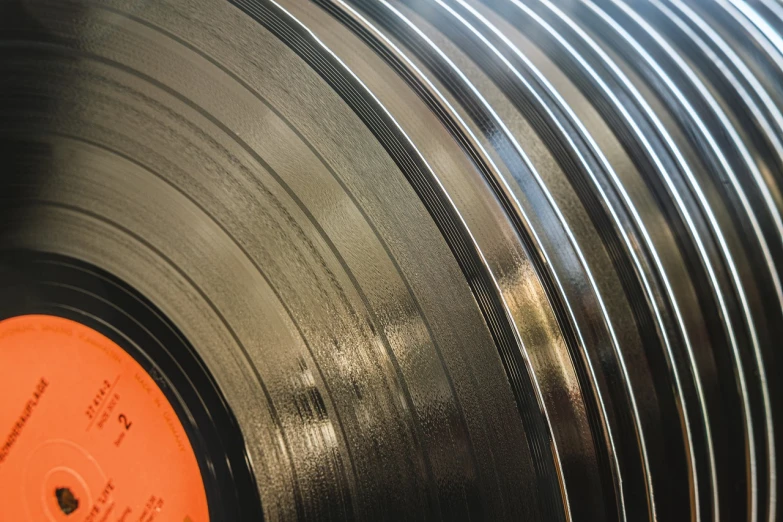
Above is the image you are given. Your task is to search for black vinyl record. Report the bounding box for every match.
[1,0,782,521]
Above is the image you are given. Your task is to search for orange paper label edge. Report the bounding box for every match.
[0,315,209,521]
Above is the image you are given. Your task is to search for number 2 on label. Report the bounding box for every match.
[118,413,132,430]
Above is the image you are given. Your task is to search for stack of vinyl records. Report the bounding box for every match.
[0,1,781,520]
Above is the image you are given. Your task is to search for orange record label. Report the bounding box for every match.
[0,315,209,521]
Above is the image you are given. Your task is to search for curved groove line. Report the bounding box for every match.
[320,1,658,520]
[581,3,779,520]
[226,1,569,520]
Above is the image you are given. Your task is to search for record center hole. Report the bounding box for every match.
[55,487,79,515]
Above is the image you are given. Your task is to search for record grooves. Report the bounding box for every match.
[1,1,781,521]
[229,1,568,520]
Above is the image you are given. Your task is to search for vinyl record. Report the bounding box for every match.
[0,1,781,521]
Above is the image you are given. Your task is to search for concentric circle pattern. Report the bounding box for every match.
[1,0,781,521]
